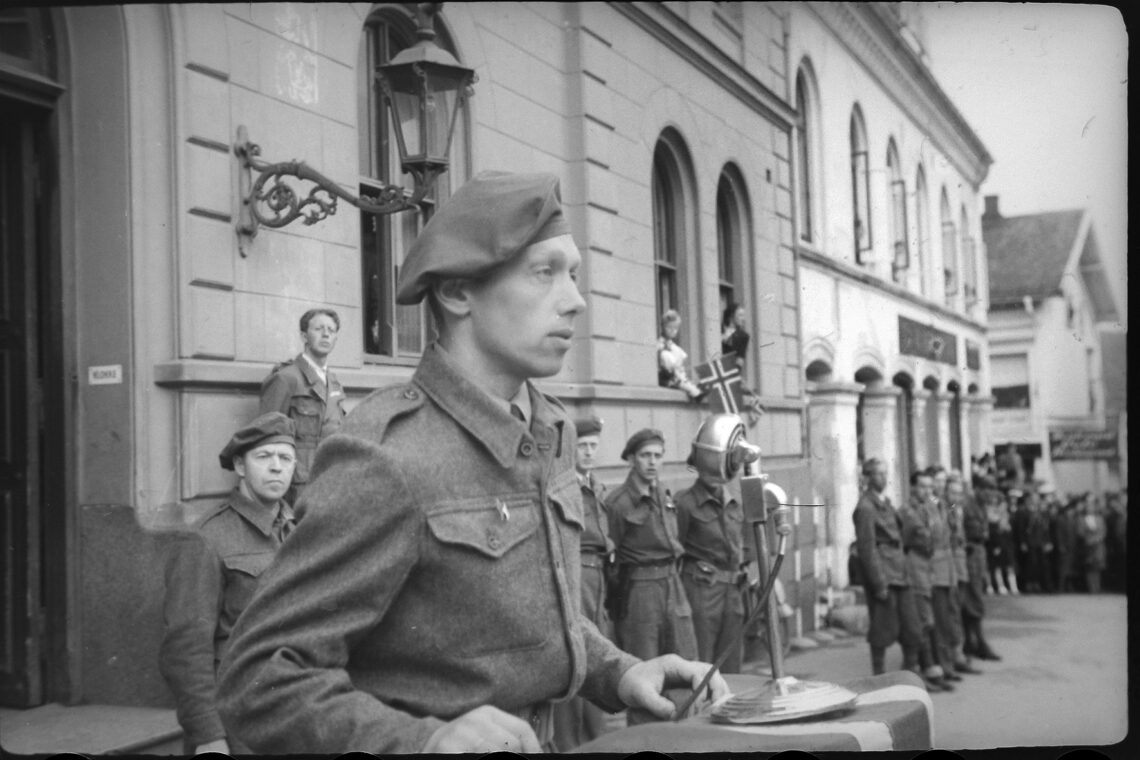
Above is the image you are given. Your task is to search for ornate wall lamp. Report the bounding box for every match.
[233,2,475,253]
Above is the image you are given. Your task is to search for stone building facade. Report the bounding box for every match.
[3,2,817,715]
[784,3,993,588]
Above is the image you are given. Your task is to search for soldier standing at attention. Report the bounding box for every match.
[216,172,726,754]
[945,473,983,673]
[551,414,615,752]
[258,307,347,503]
[605,429,698,661]
[852,458,922,679]
[675,449,748,673]
[926,466,965,683]
[159,412,298,755]
[962,483,1002,660]
[900,470,954,692]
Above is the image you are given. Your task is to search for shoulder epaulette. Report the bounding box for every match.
[341,382,426,444]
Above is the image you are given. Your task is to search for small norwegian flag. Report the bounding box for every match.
[695,353,744,414]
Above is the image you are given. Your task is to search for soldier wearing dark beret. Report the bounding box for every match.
[605,428,698,663]
[159,412,298,755]
[217,171,726,753]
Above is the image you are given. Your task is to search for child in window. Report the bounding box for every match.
[657,309,704,400]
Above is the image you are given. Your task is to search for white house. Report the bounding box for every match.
[983,195,1121,496]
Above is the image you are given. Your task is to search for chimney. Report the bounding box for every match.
[984,195,1001,219]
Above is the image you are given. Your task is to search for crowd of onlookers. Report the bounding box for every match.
[971,450,1127,597]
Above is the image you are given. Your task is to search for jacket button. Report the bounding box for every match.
[486,528,501,550]
[519,441,534,457]
[403,388,419,400]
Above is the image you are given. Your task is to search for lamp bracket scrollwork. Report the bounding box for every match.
[234,124,425,255]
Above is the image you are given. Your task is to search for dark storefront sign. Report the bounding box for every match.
[898,316,957,365]
[965,340,981,371]
[1049,429,1118,460]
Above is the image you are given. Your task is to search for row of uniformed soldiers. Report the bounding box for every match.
[553,420,756,749]
[853,459,1001,695]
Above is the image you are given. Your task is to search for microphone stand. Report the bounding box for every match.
[674,442,857,725]
[673,460,786,720]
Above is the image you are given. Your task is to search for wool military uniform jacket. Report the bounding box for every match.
[217,344,639,754]
[946,497,970,583]
[852,489,906,595]
[158,488,289,748]
[258,353,346,483]
[605,475,684,565]
[899,495,938,596]
[579,472,613,556]
[929,497,957,587]
[675,478,746,573]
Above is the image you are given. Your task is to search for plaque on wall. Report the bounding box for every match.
[898,316,957,365]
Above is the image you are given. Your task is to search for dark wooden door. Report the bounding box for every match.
[0,104,46,707]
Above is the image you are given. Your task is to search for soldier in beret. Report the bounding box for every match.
[158,412,298,755]
[605,428,698,662]
[552,414,615,751]
[258,307,347,505]
[217,171,726,754]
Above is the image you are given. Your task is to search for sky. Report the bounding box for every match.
[919,2,1129,327]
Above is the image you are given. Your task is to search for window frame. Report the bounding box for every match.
[850,108,872,263]
[358,8,469,362]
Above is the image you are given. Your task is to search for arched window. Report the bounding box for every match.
[716,166,751,319]
[960,204,978,307]
[914,166,928,296]
[940,189,957,306]
[651,131,696,330]
[850,107,872,263]
[794,65,818,244]
[887,139,908,283]
[359,7,470,358]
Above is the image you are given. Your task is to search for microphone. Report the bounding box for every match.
[764,483,793,539]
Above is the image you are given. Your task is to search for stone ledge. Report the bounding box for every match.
[0,703,182,755]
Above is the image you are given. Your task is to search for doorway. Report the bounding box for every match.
[1,98,66,708]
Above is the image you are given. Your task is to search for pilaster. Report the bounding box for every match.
[807,381,863,587]
[861,386,902,504]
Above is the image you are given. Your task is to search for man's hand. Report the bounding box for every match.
[421,705,542,754]
[617,654,730,720]
[193,738,229,755]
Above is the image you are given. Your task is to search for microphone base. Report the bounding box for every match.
[709,676,858,724]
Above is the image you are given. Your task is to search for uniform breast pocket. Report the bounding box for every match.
[622,506,650,527]
[221,551,275,614]
[290,396,323,441]
[548,482,585,533]
[425,497,548,657]
[426,497,539,559]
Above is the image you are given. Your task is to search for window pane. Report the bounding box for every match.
[359,11,464,358]
[796,75,812,242]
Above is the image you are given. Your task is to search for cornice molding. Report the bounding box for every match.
[611,2,797,129]
[807,2,992,185]
[798,245,988,334]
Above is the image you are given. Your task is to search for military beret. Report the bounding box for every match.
[219,411,297,471]
[621,428,665,461]
[575,415,603,438]
[395,171,573,304]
